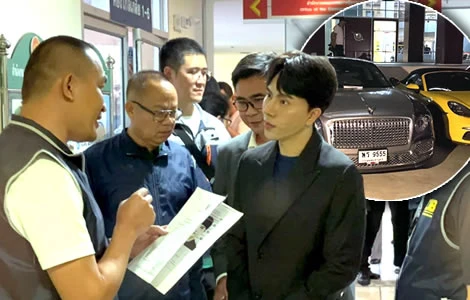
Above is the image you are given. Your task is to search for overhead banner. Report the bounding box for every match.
[243,0,443,19]
[110,0,152,32]
[271,0,364,17]
[411,0,442,12]
[243,0,268,19]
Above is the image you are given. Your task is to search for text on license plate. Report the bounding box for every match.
[358,149,388,164]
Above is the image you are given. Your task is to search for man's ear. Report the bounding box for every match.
[125,101,134,118]
[163,66,175,81]
[306,107,322,126]
[61,73,75,102]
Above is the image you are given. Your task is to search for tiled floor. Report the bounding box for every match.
[355,204,398,300]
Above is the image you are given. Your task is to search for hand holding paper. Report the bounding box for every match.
[128,188,243,294]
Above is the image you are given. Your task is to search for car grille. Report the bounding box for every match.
[349,138,434,171]
[329,118,411,149]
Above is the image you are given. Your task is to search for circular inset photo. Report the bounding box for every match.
[300,0,470,200]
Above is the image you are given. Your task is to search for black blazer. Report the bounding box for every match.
[222,130,366,300]
[212,131,252,278]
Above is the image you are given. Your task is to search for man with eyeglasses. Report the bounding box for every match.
[161,38,231,184]
[211,52,275,300]
[85,71,211,300]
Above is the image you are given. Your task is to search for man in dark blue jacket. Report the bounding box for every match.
[85,70,211,300]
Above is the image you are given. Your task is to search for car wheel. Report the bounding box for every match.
[429,104,452,146]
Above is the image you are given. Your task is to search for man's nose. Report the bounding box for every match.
[195,74,206,85]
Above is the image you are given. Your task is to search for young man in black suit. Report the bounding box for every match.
[219,51,366,300]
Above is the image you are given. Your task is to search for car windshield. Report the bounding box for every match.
[424,71,470,91]
[329,59,391,89]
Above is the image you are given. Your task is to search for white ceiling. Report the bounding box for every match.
[213,0,286,53]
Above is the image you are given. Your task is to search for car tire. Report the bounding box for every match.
[428,104,452,147]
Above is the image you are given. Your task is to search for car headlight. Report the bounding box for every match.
[415,114,431,133]
[448,101,470,117]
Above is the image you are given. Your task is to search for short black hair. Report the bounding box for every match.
[218,81,233,98]
[126,70,169,101]
[22,35,94,102]
[159,37,206,71]
[204,76,221,96]
[231,52,276,88]
[200,92,229,119]
[200,76,229,118]
[266,51,337,113]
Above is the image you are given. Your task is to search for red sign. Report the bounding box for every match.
[243,0,268,19]
[271,0,364,16]
[412,0,442,12]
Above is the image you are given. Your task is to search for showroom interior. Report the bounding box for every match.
[0,0,469,299]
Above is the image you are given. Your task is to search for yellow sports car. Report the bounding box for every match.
[405,70,470,144]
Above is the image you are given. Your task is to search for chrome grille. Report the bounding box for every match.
[330,118,411,149]
[350,138,434,171]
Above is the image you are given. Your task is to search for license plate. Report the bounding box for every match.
[358,149,388,164]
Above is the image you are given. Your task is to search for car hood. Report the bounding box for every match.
[424,91,470,107]
[323,88,414,119]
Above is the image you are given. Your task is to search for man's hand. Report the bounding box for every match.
[116,187,156,238]
[213,276,228,300]
[130,225,168,258]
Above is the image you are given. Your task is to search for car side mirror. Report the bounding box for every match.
[389,77,400,86]
[406,83,420,91]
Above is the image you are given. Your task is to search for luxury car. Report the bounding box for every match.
[403,70,470,144]
[316,57,435,173]
[396,67,465,86]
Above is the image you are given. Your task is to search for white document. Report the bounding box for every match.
[128,187,243,295]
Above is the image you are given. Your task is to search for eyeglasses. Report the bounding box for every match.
[186,68,212,82]
[233,98,264,112]
[131,101,181,122]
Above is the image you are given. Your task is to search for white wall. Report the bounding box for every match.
[213,52,249,86]
[0,0,83,55]
[168,0,204,45]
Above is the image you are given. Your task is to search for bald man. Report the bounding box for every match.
[85,70,211,300]
[0,36,162,300]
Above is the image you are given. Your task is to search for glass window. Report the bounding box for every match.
[424,72,470,91]
[152,0,162,30]
[84,29,125,136]
[162,0,169,32]
[141,43,160,70]
[329,59,391,89]
[423,11,437,63]
[463,37,470,64]
[373,20,397,63]
[344,6,358,17]
[83,0,110,12]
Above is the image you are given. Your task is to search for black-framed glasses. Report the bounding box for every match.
[233,98,264,112]
[131,101,181,122]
